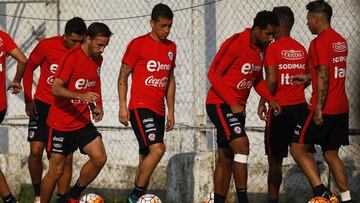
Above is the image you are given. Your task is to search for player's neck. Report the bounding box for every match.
[317,24,331,35]
[149,32,164,42]
[81,44,91,58]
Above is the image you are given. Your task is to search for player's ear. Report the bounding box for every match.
[86,36,91,43]
[150,19,155,29]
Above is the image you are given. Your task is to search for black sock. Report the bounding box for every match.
[69,180,87,199]
[313,184,330,198]
[56,193,67,203]
[214,193,226,203]
[342,201,352,203]
[33,183,41,196]
[236,188,249,203]
[268,197,279,203]
[129,184,146,198]
[2,194,16,203]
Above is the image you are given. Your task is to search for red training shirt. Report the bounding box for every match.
[308,28,349,114]
[206,28,273,106]
[47,45,103,131]
[122,34,176,116]
[264,36,308,106]
[0,31,18,111]
[23,36,70,105]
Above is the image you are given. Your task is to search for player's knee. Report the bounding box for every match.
[150,144,166,158]
[30,146,44,159]
[233,153,248,164]
[92,154,107,169]
[218,155,233,166]
[49,165,65,179]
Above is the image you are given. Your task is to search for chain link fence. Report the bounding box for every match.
[0,0,359,202]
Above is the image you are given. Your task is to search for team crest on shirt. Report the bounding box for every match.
[234,126,242,134]
[96,67,101,76]
[332,42,347,52]
[168,51,174,60]
[148,133,156,141]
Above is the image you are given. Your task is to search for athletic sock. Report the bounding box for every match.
[56,193,67,203]
[2,194,16,203]
[130,184,146,198]
[313,184,330,198]
[69,180,87,199]
[214,193,226,203]
[236,188,249,203]
[33,183,41,196]
[268,197,279,203]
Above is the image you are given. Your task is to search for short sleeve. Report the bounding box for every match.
[121,39,140,68]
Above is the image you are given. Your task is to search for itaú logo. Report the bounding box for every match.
[236,79,253,89]
[145,76,168,88]
[281,49,305,60]
[75,79,96,90]
[332,42,347,52]
[146,60,171,72]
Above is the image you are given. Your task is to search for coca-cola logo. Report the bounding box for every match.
[332,42,347,52]
[281,49,305,60]
[236,79,253,89]
[145,76,168,88]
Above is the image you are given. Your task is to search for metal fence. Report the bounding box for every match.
[0,0,359,202]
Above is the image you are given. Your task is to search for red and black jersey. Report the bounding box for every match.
[206,28,273,106]
[23,36,69,105]
[47,45,103,131]
[264,36,308,106]
[122,34,176,116]
[308,28,348,114]
[0,31,18,111]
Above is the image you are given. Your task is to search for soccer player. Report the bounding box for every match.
[0,29,27,203]
[290,1,352,202]
[256,7,309,203]
[206,11,281,203]
[117,3,176,203]
[40,22,112,203]
[23,17,86,203]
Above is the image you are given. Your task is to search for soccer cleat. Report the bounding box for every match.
[67,197,80,203]
[127,194,139,203]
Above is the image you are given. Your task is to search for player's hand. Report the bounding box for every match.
[268,100,281,116]
[119,105,130,126]
[78,92,100,103]
[166,112,175,132]
[90,103,103,122]
[313,107,323,126]
[7,81,22,94]
[25,102,37,117]
[257,103,268,121]
[291,73,311,85]
[230,104,245,117]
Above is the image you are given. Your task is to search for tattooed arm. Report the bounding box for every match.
[314,65,329,125]
[117,63,133,126]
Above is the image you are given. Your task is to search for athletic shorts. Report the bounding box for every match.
[265,102,315,157]
[130,108,165,155]
[47,122,101,156]
[206,103,247,148]
[292,109,349,151]
[28,99,51,142]
[0,109,5,124]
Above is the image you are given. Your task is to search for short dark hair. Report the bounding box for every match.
[64,17,86,36]
[306,0,332,22]
[151,3,173,21]
[252,10,279,30]
[272,6,294,31]
[86,22,113,39]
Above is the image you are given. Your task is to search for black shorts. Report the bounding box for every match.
[206,103,247,148]
[28,100,51,142]
[130,108,165,155]
[48,122,101,156]
[265,103,308,157]
[0,109,5,124]
[292,109,349,151]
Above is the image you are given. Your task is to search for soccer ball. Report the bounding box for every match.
[79,193,104,203]
[201,192,214,203]
[308,197,331,203]
[136,194,162,203]
[329,196,340,203]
